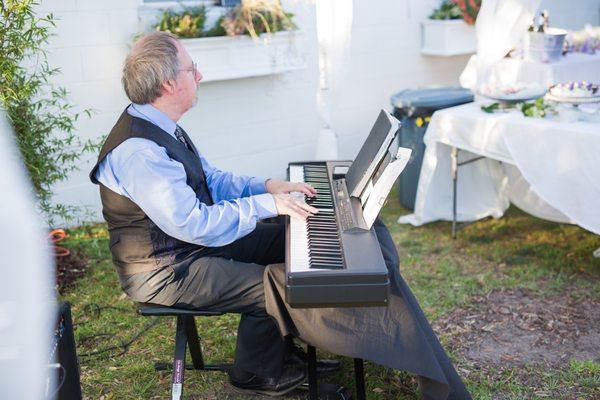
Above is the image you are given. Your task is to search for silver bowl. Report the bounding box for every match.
[524,28,567,63]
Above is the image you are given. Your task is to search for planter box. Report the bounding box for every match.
[421,20,477,56]
[181,30,306,82]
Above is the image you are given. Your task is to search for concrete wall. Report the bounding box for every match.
[37,0,322,222]
[538,0,600,30]
[37,0,520,222]
[328,0,472,159]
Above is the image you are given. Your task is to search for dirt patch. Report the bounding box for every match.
[55,248,89,294]
[433,287,600,366]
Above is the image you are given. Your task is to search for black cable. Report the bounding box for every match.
[78,317,161,360]
[81,303,132,318]
[75,305,135,328]
[45,363,67,400]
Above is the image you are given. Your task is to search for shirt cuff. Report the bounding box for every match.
[248,176,268,195]
[253,193,278,219]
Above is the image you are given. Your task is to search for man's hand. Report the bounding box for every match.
[266,179,317,198]
[272,194,318,221]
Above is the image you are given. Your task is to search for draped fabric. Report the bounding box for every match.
[398,102,600,235]
[264,219,472,399]
[460,0,542,91]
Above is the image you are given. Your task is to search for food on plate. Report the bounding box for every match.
[481,83,525,96]
[479,83,546,102]
[549,81,599,98]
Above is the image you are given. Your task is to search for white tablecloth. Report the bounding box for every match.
[461,52,600,88]
[399,102,600,235]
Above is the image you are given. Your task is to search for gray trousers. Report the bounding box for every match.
[119,221,287,379]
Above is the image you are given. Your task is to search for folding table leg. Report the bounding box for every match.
[354,358,366,400]
[451,146,458,239]
[172,316,187,400]
[307,345,318,400]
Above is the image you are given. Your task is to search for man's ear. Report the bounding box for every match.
[161,79,176,96]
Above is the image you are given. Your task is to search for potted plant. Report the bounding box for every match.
[421,0,480,56]
[152,1,305,82]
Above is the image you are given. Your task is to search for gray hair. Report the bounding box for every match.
[122,31,180,104]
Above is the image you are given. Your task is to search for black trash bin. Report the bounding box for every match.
[391,87,473,210]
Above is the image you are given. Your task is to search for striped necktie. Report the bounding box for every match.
[174,125,191,150]
[174,125,213,204]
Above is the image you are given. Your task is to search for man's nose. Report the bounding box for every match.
[196,70,203,83]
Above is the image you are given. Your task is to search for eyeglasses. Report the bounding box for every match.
[180,61,197,75]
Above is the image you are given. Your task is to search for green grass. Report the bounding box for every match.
[60,195,600,399]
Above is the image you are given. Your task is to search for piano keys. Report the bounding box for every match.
[285,161,390,308]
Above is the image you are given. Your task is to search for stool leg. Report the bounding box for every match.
[354,358,366,400]
[172,316,187,400]
[183,316,205,369]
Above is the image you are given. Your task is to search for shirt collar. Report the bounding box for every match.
[129,103,177,138]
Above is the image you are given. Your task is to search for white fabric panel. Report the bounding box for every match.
[502,164,571,222]
[0,111,55,399]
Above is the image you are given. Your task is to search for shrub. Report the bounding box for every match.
[429,0,462,21]
[0,0,99,225]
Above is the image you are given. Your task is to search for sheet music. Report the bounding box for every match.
[362,147,412,228]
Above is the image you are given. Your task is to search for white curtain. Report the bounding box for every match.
[460,0,541,90]
[315,0,353,159]
[0,110,54,399]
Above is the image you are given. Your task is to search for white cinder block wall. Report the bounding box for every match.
[39,0,599,223]
[329,0,473,158]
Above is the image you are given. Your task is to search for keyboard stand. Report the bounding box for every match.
[305,345,366,400]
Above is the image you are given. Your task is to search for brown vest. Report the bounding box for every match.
[90,109,215,276]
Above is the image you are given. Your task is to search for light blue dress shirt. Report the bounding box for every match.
[95,103,278,247]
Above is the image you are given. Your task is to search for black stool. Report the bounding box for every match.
[137,304,232,400]
[139,304,365,400]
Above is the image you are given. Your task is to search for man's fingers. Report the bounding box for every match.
[274,193,319,220]
[298,187,313,197]
[291,182,317,197]
[297,201,318,214]
[289,198,317,215]
[289,200,316,220]
[288,206,309,221]
[301,184,317,197]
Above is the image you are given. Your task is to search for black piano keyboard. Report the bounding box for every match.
[303,165,344,269]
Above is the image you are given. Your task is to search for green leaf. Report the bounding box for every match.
[481,103,501,113]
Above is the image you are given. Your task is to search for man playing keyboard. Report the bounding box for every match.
[90,31,322,396]
[91,31,471,399]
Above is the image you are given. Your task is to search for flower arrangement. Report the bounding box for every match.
[155,6,208,39]
[453,0,481,25]
[565,26,600,54]
[154,0,296,39]
[221,0,296,38]
[429,0,481,25]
